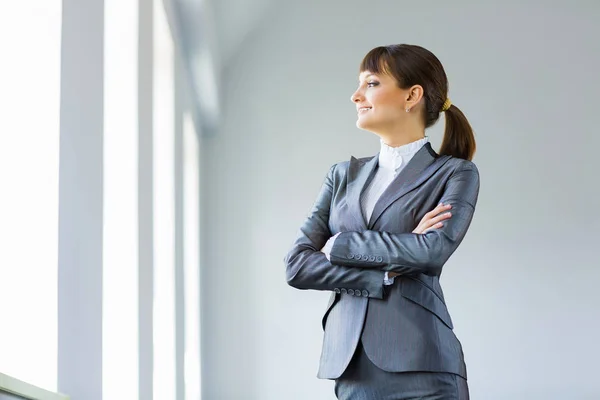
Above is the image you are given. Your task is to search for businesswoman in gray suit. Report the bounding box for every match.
[285,44,479,399]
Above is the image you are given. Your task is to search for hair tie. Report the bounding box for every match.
[441,98,452,112]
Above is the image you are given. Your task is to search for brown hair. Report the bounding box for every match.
[360,44,476,161]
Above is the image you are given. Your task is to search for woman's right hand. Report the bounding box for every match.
[412,203,452,234]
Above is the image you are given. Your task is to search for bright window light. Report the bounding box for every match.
[0,2,62,391]
[183,113,201,400]
[103,0,139,399]
[153,0,176,398]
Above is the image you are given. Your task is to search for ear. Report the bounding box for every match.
[405,84,424,109]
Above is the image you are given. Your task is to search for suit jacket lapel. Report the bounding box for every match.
[368,142,451,228]
[346,155,379,230]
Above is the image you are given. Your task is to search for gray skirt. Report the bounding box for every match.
[334,341,469,400]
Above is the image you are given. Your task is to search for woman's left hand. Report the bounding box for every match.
[388,203,453,279]
[412,203,452,234]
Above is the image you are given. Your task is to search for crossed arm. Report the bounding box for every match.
[284,165,388,299]
[284,162,479,298]
[329,164,479,276]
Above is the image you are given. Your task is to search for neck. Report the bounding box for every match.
[377,131,425,148]
[373,119,426,147]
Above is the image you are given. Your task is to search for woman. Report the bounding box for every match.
[285,44,479,399]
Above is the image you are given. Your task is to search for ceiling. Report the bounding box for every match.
[170,0,276,134]
[173,0,276,69]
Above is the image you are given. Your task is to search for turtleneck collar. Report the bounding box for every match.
[378,136,429,173]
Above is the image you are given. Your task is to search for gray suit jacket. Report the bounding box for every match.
[284,142,480,380]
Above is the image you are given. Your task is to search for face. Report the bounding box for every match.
[351,71,410,134]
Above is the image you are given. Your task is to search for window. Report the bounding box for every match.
[183,112,201,400]
[0,2,62,391]
[103,0,139,398]
[153,0,177,398]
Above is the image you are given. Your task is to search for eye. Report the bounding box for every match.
[367,81,379,87]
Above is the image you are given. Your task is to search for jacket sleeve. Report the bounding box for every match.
[328,162,480,277]
[284,164,386,299]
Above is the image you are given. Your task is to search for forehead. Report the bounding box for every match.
[359,70,393,82]
[359,71,376,80]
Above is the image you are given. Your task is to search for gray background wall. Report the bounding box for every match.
[200,1,600,399]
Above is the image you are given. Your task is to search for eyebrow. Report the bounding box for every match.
[359,73,376,82]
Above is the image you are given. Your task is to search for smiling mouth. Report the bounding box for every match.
[358,107,372,114]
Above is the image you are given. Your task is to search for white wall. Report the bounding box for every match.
[201,1,600,399]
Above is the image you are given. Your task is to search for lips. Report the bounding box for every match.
[357,107,372,114]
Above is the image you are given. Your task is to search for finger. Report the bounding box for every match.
[425,205,443,218]
[412,222,427,234]
[430,212,452,225]
[421,211,452,229]
[435,203,452,213]
[425,203,452,219]
[423,222,444,233]
[425,203,445,218]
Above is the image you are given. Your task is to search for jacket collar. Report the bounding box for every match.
[346,142,451,229]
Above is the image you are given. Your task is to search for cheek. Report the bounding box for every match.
[374,100,403,120]
[371,91,401,112]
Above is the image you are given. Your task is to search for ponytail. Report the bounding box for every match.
[439,104,476,161]
[358,44,477,160]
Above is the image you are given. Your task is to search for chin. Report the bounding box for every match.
[356,117,375,132]
[356,117,369,130]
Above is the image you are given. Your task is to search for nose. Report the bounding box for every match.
[351,88,364,103]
